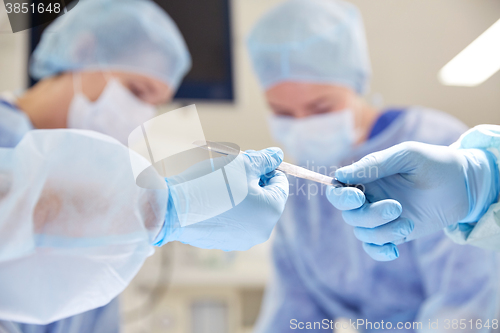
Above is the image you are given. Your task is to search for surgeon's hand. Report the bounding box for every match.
[326,142,499,261]
[155,148,289,251]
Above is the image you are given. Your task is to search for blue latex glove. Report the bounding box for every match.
[155,148,289,251]
[326,142,499,261]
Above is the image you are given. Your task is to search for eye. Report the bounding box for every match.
[306,97,336,115]
[274,110,295,117]
[127,81,151,101]
[315,106,332,114]
[309,104,334,115]
[129,85,143,99]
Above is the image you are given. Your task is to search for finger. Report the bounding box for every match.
[353,218,414,245]
[260,170,277,184]
[342,199,402,228]
[326,186,365,210]
[335,142,418,184]
[261,170,289,202]
[362,242,399,261]
[244,147,284,176]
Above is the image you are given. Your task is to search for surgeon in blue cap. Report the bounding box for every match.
[0,0,187,331]
[247,0,499,331]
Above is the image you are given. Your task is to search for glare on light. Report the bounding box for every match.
[439,18,500,87]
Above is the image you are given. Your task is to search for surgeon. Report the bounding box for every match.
[247,0,498,331]
[0,0,288,329]
[327,125,500,260]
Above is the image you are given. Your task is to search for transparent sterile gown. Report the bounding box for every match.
[0,105,167,324]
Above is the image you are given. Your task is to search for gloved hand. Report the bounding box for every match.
[326,142,499,261]
[155,148,289,251]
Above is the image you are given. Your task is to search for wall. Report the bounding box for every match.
[356,0,500,128]
[0,5,28,93]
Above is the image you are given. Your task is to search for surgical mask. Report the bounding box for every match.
[268,109,359,167]
[68,75,157,144]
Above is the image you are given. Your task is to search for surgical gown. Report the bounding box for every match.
[0,299,119,333]
[255,107,499,333]
[0,100,167,326]
[446,125,500,250]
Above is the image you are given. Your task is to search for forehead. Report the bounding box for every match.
[265,82,352,105]
[112,71,169,88]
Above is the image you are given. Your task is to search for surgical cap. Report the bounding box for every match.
[30,0,191,90]
[247,0,371,94]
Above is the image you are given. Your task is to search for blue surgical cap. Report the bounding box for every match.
[30,0,191,91]
[247,0,371,94]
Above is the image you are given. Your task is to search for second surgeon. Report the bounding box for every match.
[246,0,499,332]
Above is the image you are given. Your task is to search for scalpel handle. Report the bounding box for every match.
[277,161,364,191]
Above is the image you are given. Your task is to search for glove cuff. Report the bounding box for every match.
[459,149,500,223]
[153,181,182,246]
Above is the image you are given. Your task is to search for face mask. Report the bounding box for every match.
[68,76,157,144]
[268,109,360,168]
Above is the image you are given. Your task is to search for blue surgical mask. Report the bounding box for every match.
[268,109,358,168]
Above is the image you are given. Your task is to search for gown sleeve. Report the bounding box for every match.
[0,129,167,324]
[445,125,500,250]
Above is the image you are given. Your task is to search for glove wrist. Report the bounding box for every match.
[153,182,182,246]
[459,149,500,223]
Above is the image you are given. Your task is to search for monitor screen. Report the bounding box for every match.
[29,0,234,101]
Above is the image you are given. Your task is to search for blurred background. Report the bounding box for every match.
[1,0,500,332]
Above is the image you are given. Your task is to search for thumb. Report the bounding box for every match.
[261,170,289,203]
[336,142,416,184]
[244,147,284,176]
[326,186,365,210]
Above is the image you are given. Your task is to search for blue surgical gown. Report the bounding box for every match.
[0,99,120,333]
[255,106,500,333]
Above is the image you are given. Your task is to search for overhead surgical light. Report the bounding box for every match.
[439,18,500,87]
